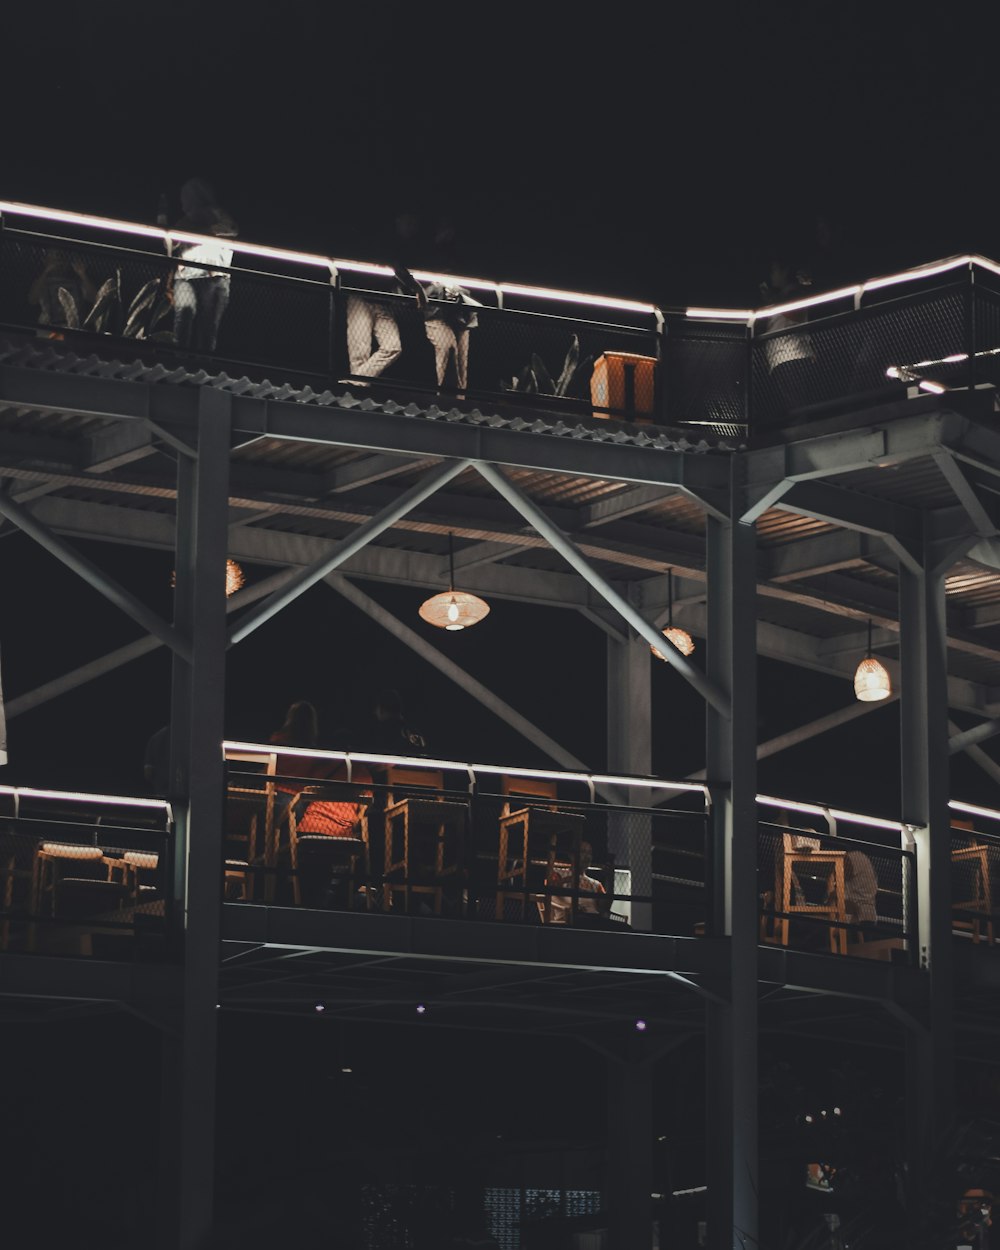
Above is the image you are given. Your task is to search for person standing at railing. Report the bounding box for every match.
[169,178,238,354]
[344,208,428,383]
[758,253,815,417]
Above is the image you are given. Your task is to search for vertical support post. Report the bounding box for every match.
[159,388,232,1250]
[607,628,652,931]
[607,1043,654,1250]
[899,527,954,1188]
[704,466,758,1250]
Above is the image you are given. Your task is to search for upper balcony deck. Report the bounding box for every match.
[3,200,1000,445]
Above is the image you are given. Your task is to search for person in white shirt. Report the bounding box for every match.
[546,840,607,924]
[170,178,237,353]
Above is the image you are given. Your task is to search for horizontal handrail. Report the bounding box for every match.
[2,199,997,327]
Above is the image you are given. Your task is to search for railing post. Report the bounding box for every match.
[966,263,977,394]
[327,263,340,382]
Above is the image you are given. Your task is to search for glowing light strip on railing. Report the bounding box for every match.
[950,799,1000,823]
[0,782,170,811]
[498,282,656,315]
[222,740,706,794]
[6,200,1000,326]
[861,255,973,292]
[757,793,903,832]
[685,306,754,322]
[755,284,862,322]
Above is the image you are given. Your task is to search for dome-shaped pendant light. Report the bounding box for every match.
[419,533,490,631]
[651,569,695,660]
[853,619,892,702]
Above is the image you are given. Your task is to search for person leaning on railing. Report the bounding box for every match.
[167,178,238,354]
[421,280,482,396]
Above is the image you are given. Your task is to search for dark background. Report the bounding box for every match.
[3,4,1000,1246]
[2,0,999,813]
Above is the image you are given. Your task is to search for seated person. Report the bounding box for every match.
[844,849,878,928]
[545,841,610,925]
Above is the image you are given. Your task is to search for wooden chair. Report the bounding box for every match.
[29,842,132,954]
[224,785,265,902]
[774,833,847,955]
[285,787,371,909]
[496,776,586,923]
[382,766,468,915]
[951,820,995,945]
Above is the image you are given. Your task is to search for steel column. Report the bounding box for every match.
[607,1047,654,1250]
[704,470,758,1250]
[899,529,955,1187]
[160,387,232,1250]
[607,629,653,930]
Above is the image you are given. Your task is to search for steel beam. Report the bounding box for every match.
[5,569,293,721]
[324,573,589,772]
[475,461,731,717]
[687,694,898,779]
[704,470,758,1250]
[227,458,470,645]
[0,487,190,660]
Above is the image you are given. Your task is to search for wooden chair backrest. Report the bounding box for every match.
[500,775,557,815]
[385,766,444,805]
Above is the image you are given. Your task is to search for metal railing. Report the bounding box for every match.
[949,801,1000,946]
[0,784,172,958]
[5,200,1000,436]
[223,743,709,936]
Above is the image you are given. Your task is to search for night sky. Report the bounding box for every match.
[3,8,1000,1245]
[2,1,999,812]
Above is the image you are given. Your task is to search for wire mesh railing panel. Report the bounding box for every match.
[224,764,708,935]
[0,791,171,958]
[757,820,913,959]
[340,283,664,422]
[0,229,175,343]
[0,229,334,379]
[750,285,969,428]
[663,317,747,432]
[973,287,1000,392]
[949,825,1000,944]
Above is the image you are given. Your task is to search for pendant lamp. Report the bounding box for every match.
[171,558,246,598]
[651,569,695,660]
[853,619,892,702]
[418,534,490,631]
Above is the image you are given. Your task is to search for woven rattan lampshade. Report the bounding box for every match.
[419,590,490,631]
[418,534,490,631]
[854,620,892,702]
[225,559,246,597]
[651,569,695,660]
[652,626,696,660]
[172,558,246,598]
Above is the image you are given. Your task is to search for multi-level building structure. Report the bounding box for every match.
[2,201,1000,1248]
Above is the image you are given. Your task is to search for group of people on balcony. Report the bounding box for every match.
[240,695,612,925]
[30,179,481,393]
